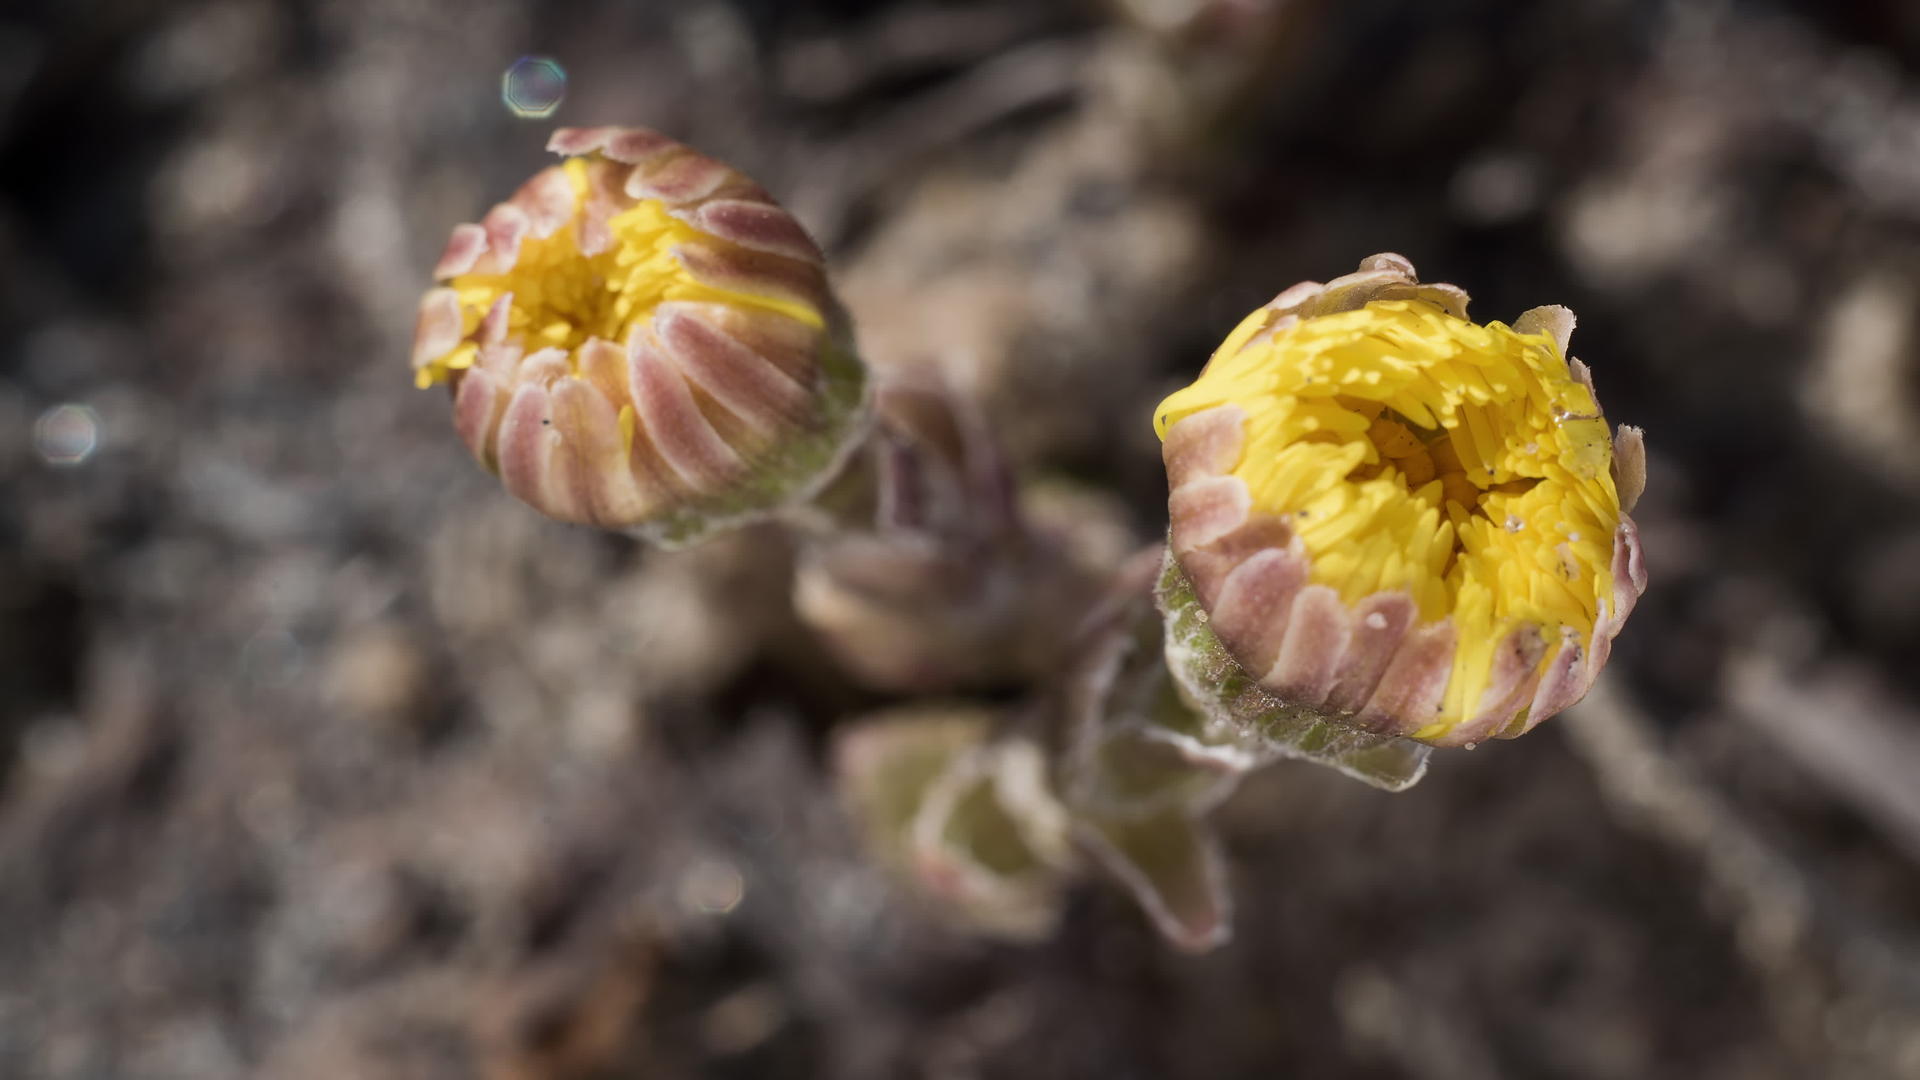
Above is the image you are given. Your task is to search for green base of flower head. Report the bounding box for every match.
[628,321,872,549]
[1154,543,1431,792]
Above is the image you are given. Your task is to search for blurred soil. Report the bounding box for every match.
[4,0,1920,1076]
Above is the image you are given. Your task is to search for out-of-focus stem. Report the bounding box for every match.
[789,372,1114,693]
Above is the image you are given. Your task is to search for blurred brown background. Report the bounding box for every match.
[4,0,1920,1076]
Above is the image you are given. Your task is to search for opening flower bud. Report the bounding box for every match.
[1154,254,1647,747]
[411,126,867,545]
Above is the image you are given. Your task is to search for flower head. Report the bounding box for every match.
[1154,254,1646,746]
[411,127,866,544]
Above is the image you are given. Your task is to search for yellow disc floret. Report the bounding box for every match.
[415,157,823,390]
[1155,298,1621,739]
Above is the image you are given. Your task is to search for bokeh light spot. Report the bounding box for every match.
[678,859,746,916]
[502,56,566,119]
[34,404,99,466]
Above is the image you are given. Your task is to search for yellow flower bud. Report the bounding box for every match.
[1155,254,1647,746]
[411,127,866,544]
